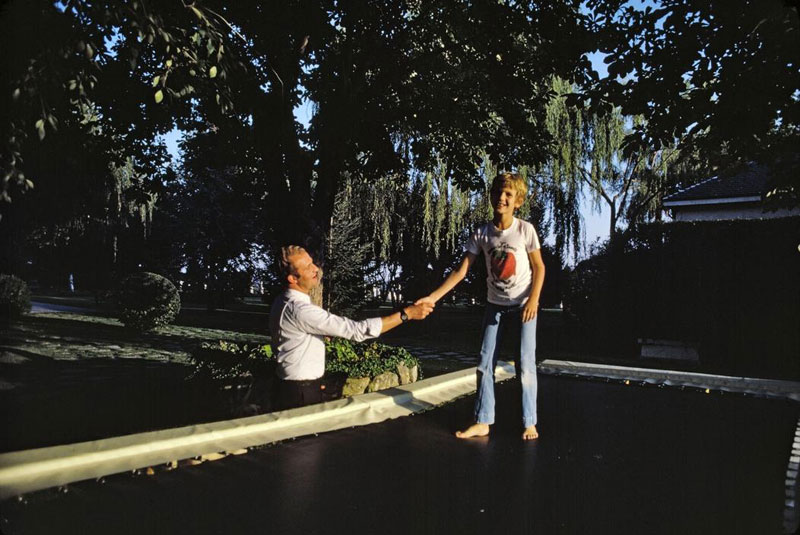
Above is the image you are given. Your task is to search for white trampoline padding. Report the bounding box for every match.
[0,362,516,500]
[539,360,800,401]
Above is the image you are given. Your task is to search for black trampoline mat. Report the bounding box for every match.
[1,375,797,535]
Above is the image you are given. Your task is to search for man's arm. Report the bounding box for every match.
[379,302,434,334]
[290,300,433,341]
[521,249,546,323]
[416,252,477,305]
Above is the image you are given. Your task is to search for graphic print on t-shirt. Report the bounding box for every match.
[489,244,516,290]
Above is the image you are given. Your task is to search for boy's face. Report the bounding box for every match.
[490,181,523,216]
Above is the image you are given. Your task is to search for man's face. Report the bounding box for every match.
[288,251,320,293]
[490,182,522,215]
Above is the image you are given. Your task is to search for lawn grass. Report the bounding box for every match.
[0,311,275,452]
[4,312,269,363]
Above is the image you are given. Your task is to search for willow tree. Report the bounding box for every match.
[584,110,679,238]
[536,76,585,262]
[542,78,680,244]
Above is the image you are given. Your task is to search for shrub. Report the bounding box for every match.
[189,338,421,413]
[189,341,276,415]
[0,274,31,323]
[325,338,421,379]
[116,272,181,331]
[189,338,421,382]
[189,341,274,381]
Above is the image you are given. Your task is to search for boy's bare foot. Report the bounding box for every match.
[455,423,490,439]
[522,425,539,440]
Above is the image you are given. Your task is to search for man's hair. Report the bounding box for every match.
[491,172,527,203]
[279,245,306,279]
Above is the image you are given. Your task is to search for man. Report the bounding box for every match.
[269,245,434,409]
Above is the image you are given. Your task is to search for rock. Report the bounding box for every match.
[410,365,418,383]
[342,376,370,397]
[368,371,399,392]
[397,363,411,385]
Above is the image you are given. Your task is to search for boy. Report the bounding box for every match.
[416,172,545,440]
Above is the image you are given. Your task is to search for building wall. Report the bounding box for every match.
[671,204,800,222]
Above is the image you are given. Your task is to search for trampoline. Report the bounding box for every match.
[1,372,797,535]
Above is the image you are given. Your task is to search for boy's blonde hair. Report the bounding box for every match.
[279,245,306,279]
[491,172,527,203]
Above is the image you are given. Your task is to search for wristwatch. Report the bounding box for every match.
[400,308,409,323]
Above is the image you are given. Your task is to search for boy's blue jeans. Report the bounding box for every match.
[475,301,538,428]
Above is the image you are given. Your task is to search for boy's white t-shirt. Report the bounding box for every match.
[466,217,541,306]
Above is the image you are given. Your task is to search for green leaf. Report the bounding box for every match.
[209,66,217,78]
[35,119,45,141]
[152,75,160,87]
[165,59,173,68]
[154,90,164,104]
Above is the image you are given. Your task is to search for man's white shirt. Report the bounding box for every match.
[268,289,382,380]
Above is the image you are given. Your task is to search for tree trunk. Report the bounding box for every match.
[608,202,618,240]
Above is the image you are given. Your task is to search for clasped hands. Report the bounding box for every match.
[404,299,435,320]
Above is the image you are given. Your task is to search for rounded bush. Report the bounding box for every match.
[116,272,180,331]
[0,274,31,323]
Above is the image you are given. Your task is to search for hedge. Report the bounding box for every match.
[563,216,800,379]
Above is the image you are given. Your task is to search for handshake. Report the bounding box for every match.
[401,295,436,321]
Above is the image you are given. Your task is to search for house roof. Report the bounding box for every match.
[663,164,767,206]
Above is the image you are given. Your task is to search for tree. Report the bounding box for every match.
[170,130,264,309]
[582,110,680,238]
[1,0,236,202]
[584,0,800,207]
[3,2,600,301]
[323,180,373,316]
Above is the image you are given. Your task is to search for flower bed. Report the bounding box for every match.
[189,339,422,413]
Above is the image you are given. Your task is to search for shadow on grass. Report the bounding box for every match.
[0,346,246,453]
[4,314,267,357]
[0,314,271,453]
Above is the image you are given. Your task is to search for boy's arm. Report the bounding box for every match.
[522,249,546,323]
[416,252,477,305]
